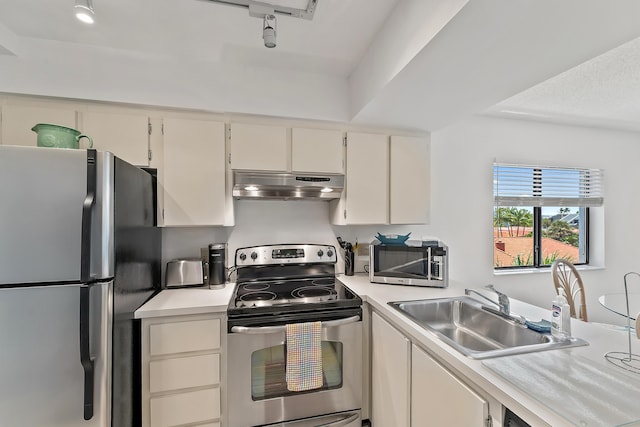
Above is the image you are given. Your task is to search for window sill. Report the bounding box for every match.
[493,265,605,276]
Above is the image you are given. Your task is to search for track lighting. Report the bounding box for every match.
[75,0,95,24]
[262,14,277,48]
[203,1,319,49]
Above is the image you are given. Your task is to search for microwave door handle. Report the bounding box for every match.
[230,315,360,334]
[314,412,360,427]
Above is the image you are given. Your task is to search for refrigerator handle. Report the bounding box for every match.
[81,149,97,283]
[79,285,95,420]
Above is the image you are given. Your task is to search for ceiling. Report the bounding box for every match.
[0,0,397,76]
[1,0,640,133]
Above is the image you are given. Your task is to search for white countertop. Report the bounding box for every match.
[135,274,640,426]
[134,284,235,319]
[337,274,640,427]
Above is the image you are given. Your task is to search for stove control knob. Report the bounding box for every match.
[327,249,334,258]
[239,253,247,261]
[317,249,324,258]
[251,251,258,261]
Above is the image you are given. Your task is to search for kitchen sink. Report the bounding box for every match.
[388,296,588,359]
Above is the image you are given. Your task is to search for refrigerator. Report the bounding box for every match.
[0,146,161,426]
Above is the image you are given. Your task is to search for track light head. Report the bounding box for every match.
[262,14,277,48]
[75,0,95,24]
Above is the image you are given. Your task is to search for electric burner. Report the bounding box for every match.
[242,283,271,291]
[311,278,335,286]
[292,285,336,298]
[236,291,277,307]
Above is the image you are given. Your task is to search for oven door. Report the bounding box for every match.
[227,315,363,427]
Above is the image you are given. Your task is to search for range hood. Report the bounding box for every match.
[233,171,344,200]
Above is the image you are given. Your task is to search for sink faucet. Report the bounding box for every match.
[465,285,510,316]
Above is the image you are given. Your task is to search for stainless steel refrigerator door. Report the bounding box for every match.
[0,146,114,285]
[0,282,112,426]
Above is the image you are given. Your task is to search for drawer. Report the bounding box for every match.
[149,318,220,356]
[150,354,220,393]
[150,388,220,427]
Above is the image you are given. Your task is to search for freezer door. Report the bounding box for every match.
[0,282,112,426]
[0,146,115,284]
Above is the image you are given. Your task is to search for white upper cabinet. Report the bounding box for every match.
[332,133,430,225]
[333,132,388,225]
[230,123,288,172]
[81,111,150,166]
[161,118,227,226]
[1,104,76,147]
[291,128,344,174]
[390,135,430,224]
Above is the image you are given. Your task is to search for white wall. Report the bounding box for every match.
[428,115,640,324]
[164,114,640,324]
[0,39,350,123]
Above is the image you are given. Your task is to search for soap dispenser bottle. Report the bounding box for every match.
[551,292,571,338]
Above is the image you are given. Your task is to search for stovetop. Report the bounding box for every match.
[228,276,361,317]
[227,243,363,326]
[234,277,338,307]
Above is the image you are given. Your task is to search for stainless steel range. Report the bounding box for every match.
[227,244,363,427]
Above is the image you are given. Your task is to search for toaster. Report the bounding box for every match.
[165,259,206,288]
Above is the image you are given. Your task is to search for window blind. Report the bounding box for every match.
[493,163,604,207]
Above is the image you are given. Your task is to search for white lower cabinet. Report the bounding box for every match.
[371,311,492,427]
[371,312,410,427]
[411,344,488,427]
[142,314,224,427]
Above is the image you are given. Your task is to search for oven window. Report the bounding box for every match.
[251,341,343,400]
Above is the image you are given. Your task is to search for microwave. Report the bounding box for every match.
[369,240,448,287]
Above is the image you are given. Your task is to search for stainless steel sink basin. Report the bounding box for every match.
[389,296,588,359]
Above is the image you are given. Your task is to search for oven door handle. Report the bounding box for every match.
[230,315,360,334]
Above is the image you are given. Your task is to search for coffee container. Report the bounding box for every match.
[207,243,227,289]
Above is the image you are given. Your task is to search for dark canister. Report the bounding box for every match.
[208,243,227,289]
[344,244,355,276]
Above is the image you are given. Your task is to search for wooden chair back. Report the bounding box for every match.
[551,259,588,321]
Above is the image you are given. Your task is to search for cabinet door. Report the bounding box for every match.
[162,118,226,226]
[344,132,388,224]
[291,127,343,174]
[81,111,149,166]
[371,312,410,427]
[390,136,430,224]
[150,388,220,427]
[230,123,287,171]
[411,344,488,427]
[1,104,76,146]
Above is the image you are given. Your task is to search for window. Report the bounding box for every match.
[493,164,603,269]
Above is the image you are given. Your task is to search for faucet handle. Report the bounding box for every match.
[485,284,505,296]
[485,284,510,313]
